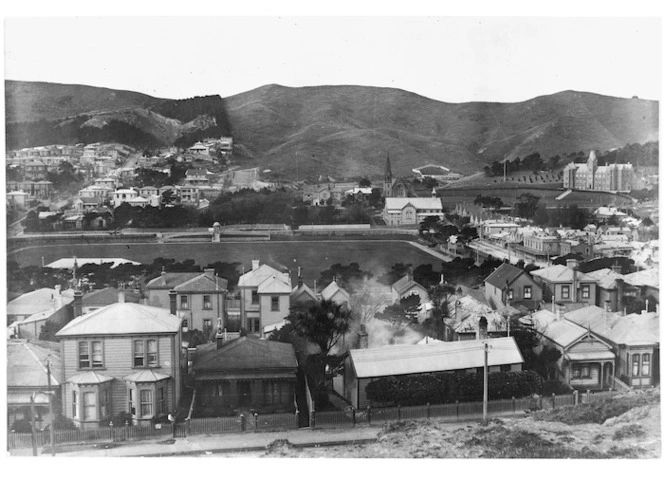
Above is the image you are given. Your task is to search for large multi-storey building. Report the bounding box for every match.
[563,151,634,192]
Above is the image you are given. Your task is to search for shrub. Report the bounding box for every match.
[51,415,77,431]
[10,418,33,433]
[365,370,544,406]
[541,380,573,396]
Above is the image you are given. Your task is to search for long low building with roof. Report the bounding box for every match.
[342,336,523,409]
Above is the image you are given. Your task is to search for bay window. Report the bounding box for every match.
[83,392,96,420]
[140,389,153,417]
[632,354,640,376]
[642,354,651,376]
[72,391,78,417]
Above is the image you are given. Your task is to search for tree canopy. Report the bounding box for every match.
[285,300,352,356]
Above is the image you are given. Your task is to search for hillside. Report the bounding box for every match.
[5,81,658,179]
[223,84,658,178]
[5,80,232,149]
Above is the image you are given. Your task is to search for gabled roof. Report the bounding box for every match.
[173,273,228,292]
[124,370,170,383]
[290,283,318,304]
[7,340,62,388]
[537,317,589,348]
[384,197,443,211]
[391,275,426,296]
[565,306,659,346]
[194,337,298,372]
[7,288,75,316]
[145,272,203,290]
[530,265,595,283]
[484,263,526,288]
[66,371,113,385]
[584,269,625,290]
[83,287,142,307]
[349,337,523,378]
[446,295,506,334]
[321,280,351,302]
[238,264,290,288]
[56,303,181,337]
[622,268,659,289]
[257,275,292,294]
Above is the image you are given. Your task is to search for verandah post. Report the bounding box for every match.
[551,393,556,409]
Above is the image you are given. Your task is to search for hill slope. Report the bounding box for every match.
[5,81,658,179]
[223,84,658,178]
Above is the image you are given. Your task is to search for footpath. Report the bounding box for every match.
[8,426,383,457]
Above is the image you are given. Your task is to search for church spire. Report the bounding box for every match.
[384,152,393,197]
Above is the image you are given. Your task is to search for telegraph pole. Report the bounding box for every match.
[47,360,55,456]
[483,342,489,422]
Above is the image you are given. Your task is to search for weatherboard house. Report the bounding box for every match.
[56,303,184,429]
[382,197,444,226]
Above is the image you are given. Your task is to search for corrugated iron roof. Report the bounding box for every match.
[531,265,595,283]
[257,275,292,294]
[349,336,523,378]
[56,303,181,337]
[124,370,170,383]
[384,197,443,211]
[66,371,113,385]
[238,264,290,288]
[194,337,298,372]
[145,272,202,289]
[7,340,62,388]
[321,281,350,302]
[484,263,525,288]
[7,288,75,316]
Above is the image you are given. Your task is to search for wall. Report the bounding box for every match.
[259,293,290,332]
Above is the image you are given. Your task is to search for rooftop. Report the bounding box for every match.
[7,340,62,388]
[194,336,298,373]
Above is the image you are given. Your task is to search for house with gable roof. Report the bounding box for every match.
[145,269,228,338]
[7,287,75,340]
[56,302,184,428]
[382,197,444,226]
[530,259,597,307]
[391,273,430,321]
[321,280,351,309]
[564,306,659,389]
[235,260,292,336]
[290,269,318,306]
[484,262,542,310]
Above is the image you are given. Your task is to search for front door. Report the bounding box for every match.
[237,381,251,406]
[128,387,137,424]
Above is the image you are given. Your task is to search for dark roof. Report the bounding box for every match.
[484,263,525,288]
[82,287,141,307]
[194,337,298,373]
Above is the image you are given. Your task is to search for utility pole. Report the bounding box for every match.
[47,360,55,456]
[483,342,489,422]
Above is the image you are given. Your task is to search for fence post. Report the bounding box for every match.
[551,393,556,409]
[512,396,516,414]
[109,421,114,443]
[367,406,371,425]
[295,410,300,428]
[310,409,316,429]
[427,403,431,420]
[397,405,401,421]
[253,412,259,430]
[352,409,356,426]
[538,395,543,410]
[240,413,246,432]
[586,389,591,404]
[456,400,460,420]
[573,390,578,405]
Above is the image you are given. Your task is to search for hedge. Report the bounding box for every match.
[365,370,544,406]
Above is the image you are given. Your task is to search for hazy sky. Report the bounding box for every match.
[4,16,661,103]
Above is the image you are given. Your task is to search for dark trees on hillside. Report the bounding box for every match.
[512,193,541,219]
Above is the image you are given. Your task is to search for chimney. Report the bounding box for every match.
[604,300,611,312]
[55,285,61,296]
[439,273,445,286]
[73,290,83,318]
[611,264,623,274]
[251,259,260,271]
[118,288,125,304]
[204,268,215,277]
[161,265,166,275]
[297,266,303,288]
[169,290,177,315]
[566,259,578,270]
[357,324,369,349]
[478,316,488,340]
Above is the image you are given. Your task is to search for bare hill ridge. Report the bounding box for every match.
[5,80,658,178]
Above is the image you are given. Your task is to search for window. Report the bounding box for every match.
[100,390,109,418]
[78,342,90,368]
[134,339,158,367]
[632,354,641,376]
[507,289,514,300]
[523,286,532,299]
[128,389,135,416]
[72,391,78,418]
[271,296,280,311]
[180,295,189,310]
[581,285,590,299]
[642,354,651,376]
[251,290,259,305]
[203,295,212,310]
[78,341,103,369]
[203,318,212,336]
[83,392,96,420]
[134,340,145,367]
[561,285,570,299]
[147,340,158,367]
[581,365,590,378]
[248,317,260,333]
[158,387,166,415]
[264,381,290,405]
[140,389,153,417]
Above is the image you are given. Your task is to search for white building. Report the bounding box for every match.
[382,197,444,226]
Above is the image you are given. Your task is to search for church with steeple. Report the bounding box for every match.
[382,153,410,198]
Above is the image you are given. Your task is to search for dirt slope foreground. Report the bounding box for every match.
[262,389,660,458]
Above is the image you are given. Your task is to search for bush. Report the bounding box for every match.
[365,370,544,406]
[541,380,573,396]
[10,418,33,433]
[101,411,133,427]
[50,415,77,431]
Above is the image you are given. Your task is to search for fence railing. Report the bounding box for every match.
[8,389,618,451]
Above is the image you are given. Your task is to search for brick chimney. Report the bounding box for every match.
[478,316,488,340]
[73,290,83,318]
[357,324,369,349]
[251,259,260,271]
[204,268,215,278]
[611,264,623,274]
[169,290,177,315]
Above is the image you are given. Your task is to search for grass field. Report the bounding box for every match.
[9,239,443,285]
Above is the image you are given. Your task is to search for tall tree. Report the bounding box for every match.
[285,299,352,356]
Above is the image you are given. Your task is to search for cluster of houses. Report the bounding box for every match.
[6,249,659,431]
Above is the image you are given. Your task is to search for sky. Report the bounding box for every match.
[4,15,661,103]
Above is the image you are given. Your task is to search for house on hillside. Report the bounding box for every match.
[321,280,351,309]
[192,334,299,415]
[530,259,598,308]
[529,309,615,391]
[7,339,63,429]
[145,269,228,338]
[484,262,542,310]
[56,303,184,428]
[290,278,318,306]
[342,336,523,409]
[234,260,292,336]
[391,274,430,321]
[564,306,659,389]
